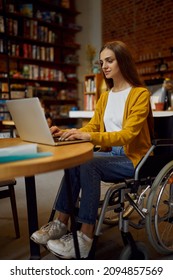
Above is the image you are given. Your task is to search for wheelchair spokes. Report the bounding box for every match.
[146,162,173,254]
[92,161,173,260]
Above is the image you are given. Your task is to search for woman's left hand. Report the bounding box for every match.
[59,129,91,141]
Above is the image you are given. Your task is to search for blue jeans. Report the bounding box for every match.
[55,147,135,225]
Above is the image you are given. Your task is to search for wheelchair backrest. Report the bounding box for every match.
[135,114,173,180]
[153,115,173,155]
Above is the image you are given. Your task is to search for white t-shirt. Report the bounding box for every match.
[104,87,131,132]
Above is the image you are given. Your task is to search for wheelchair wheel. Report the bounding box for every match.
[146,160,173,254]
[119,242,148,260]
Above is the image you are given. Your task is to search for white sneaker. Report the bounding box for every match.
[30,219,67,245]
[47,231,93,259]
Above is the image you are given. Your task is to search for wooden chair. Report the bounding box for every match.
[0,179,20,238]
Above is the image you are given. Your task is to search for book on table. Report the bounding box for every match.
[0,143,52,163]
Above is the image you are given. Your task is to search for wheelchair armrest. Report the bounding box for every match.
[152,138,173,146]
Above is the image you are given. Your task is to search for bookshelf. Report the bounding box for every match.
[84,73,103,111]
[135,54,173,85]
[0,0,81,128]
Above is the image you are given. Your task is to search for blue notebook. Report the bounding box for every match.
[0,152,53,163]
[0,143,52,163]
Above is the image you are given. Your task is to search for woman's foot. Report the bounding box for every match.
[47,231,93,259]
[30,219,67,245]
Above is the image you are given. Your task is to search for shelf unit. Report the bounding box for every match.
[0,0,81,128]
[136,53,173,85]
[83,73,104,111]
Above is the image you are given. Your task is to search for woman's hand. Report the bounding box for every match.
[50,126,91,141]
[58,129,91,141]
[50,126,63,138]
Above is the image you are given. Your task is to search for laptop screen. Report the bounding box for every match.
[6,98,56,145]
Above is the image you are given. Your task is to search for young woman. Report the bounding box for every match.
[31,40,153,259]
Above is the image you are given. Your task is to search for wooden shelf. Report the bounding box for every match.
[0,0,81,127]
[136,54,173,83]
[84,73,104,111]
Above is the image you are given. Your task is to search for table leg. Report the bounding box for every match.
[64,169,81,259]
[25,176,40,260]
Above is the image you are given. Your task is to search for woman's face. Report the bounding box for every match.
[100,48,120,79]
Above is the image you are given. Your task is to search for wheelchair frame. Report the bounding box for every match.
[89,139,173,259]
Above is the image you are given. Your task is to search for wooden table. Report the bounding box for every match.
[0,138,93,259]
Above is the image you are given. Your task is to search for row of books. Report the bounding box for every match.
[1,17,56,43]
[6,2,71,20]
[23,19,56,43]
[10,64,66,82]
[8,43,54,62]
[84,94,96,111]
[85,78,97,93]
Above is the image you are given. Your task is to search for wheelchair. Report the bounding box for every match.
[90,142,173,260]
[49,114,173,260]
[89,114,173,260]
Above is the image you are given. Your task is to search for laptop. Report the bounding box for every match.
[6,98,88,146]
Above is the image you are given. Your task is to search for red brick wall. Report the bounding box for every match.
[102,0,173,62]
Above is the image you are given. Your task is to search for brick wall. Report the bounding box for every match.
[102,0,173,62]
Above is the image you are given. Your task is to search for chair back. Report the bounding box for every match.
[153,115,173,155]
[135,114,173,180]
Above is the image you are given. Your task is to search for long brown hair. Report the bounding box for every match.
[100,40,143,90]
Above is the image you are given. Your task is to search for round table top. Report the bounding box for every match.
[0,138,93,180]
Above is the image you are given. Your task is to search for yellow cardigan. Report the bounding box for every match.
[80,87,154,167]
